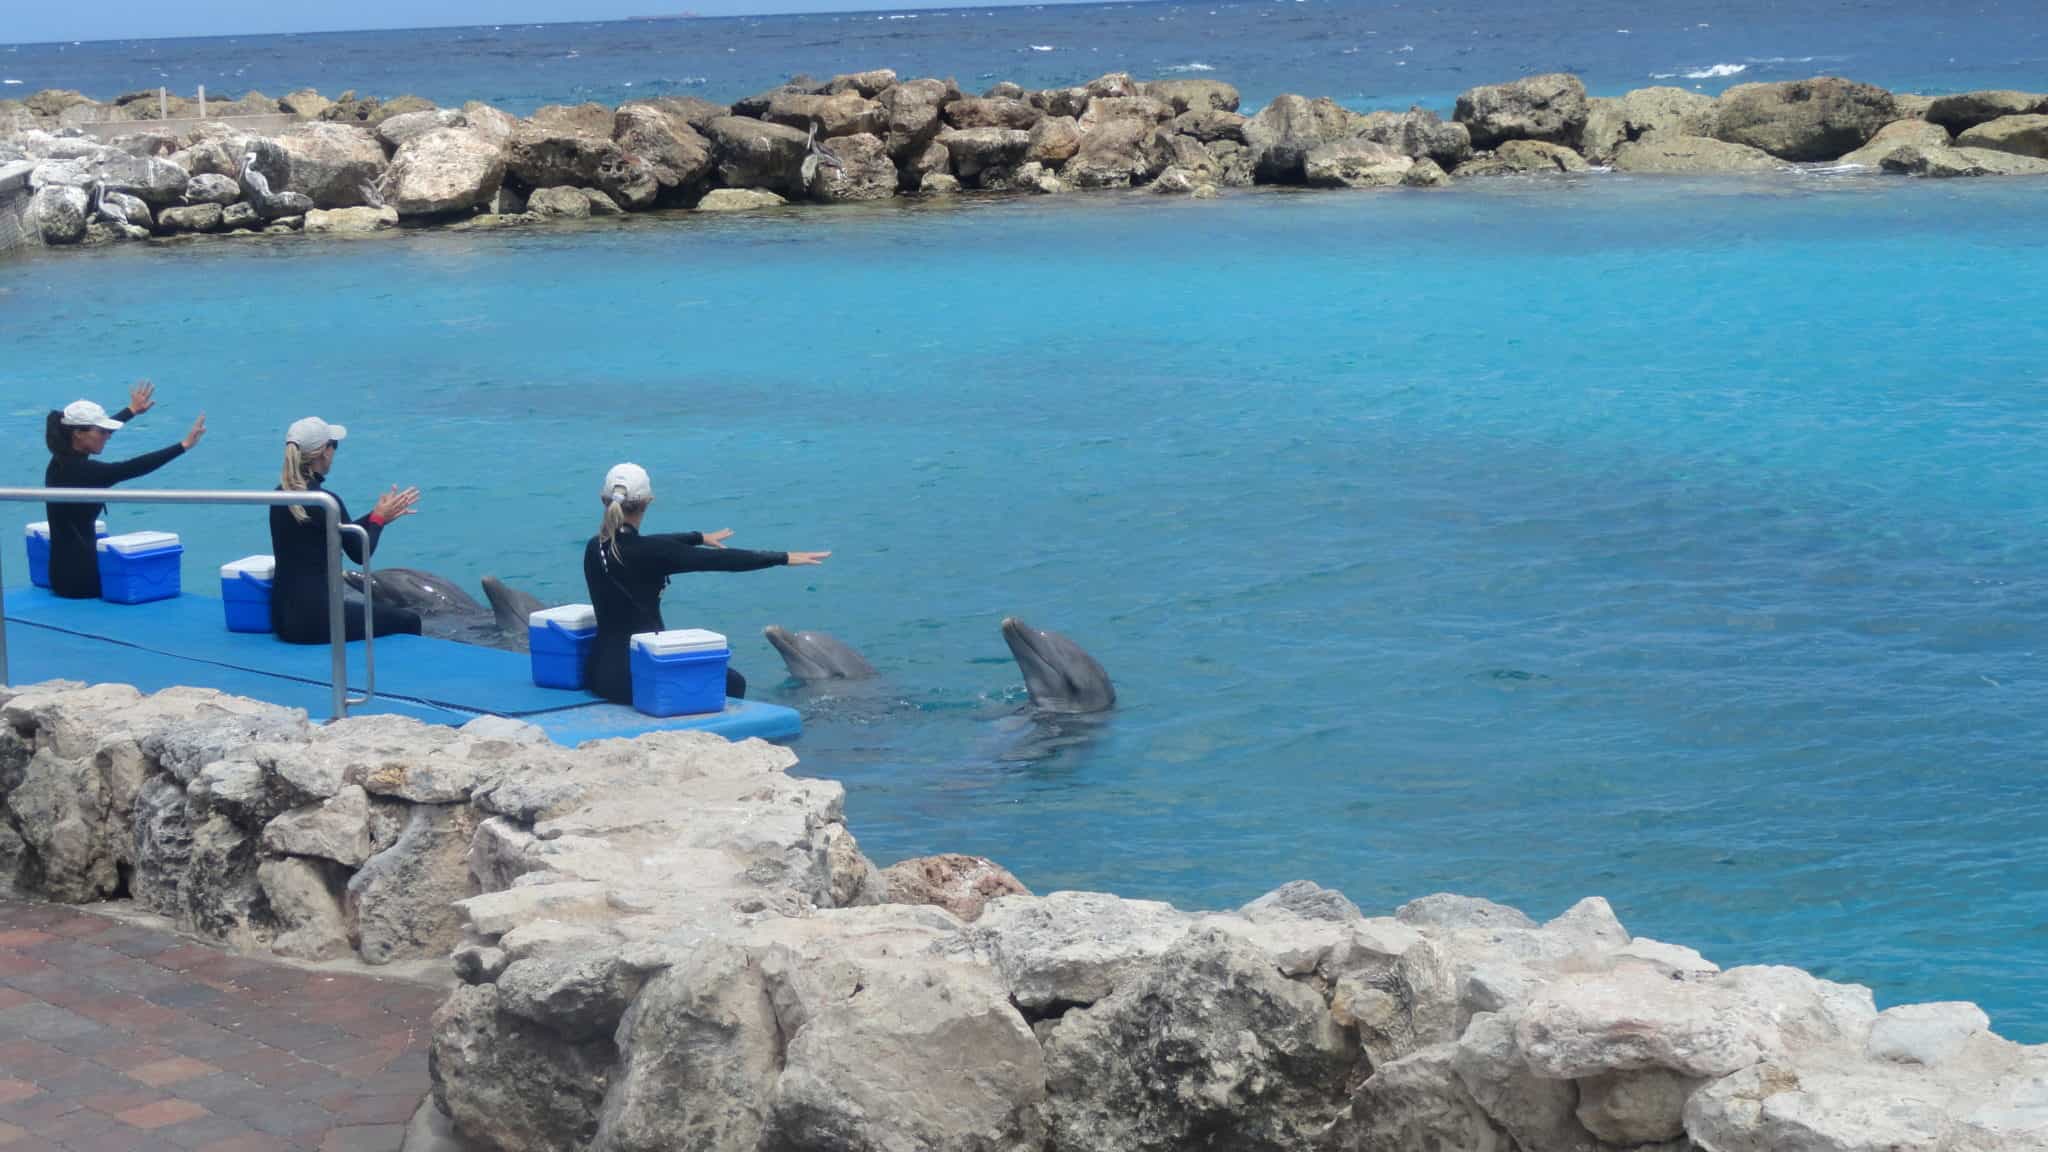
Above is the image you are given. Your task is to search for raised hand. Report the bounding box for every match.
[372,485,421,523]
[180,412,206,449]
[128,380,156,415]
[787,551,830,566]
[702,529,734,548]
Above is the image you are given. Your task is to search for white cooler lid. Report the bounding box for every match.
[25,520,106,538]
[220,555,276,579]
[632,628,727,655]
[531,603,598,631]
[98,530,181,555]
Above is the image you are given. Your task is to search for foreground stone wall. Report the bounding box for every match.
[2,680,2042,1151]
[0,160,32,255]
[3,72,2045,251]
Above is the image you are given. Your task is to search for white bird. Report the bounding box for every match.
[88,180,129,227]
[358,179,385,209]
[801,120,843,185]
[240,152,271,201]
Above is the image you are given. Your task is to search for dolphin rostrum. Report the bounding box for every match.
[1000,617,1116,714]
[344,567,486,616]
[764,625,876,681]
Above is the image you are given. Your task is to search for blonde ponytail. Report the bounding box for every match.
[281,442,313,522]
[598,489,646,564]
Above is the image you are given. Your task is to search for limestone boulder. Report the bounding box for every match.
[903,138,951,191]
[276,123,388,208]
[695,187,787,211]
[827,69,897,98]
[509,120,658,209]
[937,126,1031,186]
[26,89,96,119]
[1329,1042,1507,1152]
[640,95,729,134]
[30,185,89,245]
[1926,90,2048,133]
[985,81,1026,100]
[346,802,478,963]
[1085,73,1141,100]
[460,102,521,145]
[963,890,1195,1011]
[1880,143,2048,177]
[878,78,955,158]
[1866,1001,1991,1066]
[1171,108,1250,144]
[945,97,1042,131]
[34,151,190,207]
[1503,138,1593,172]
[259,857,351,961]
[1956,113,2048,159]
[1353,107,1474,168]
[131,776,193,919]
[1712,77,1898,161]
[526,185,595,218]
[613,104,713,199]
[261,784,373,866]
[182,172,241,205]
[1611,134,1787,173]
[1516,963,1778,1079]
[1148,165,1214,196]
[1403,157,1451,186]
[1455,72,1590,149]
[1243,94,1357,182]
[281,89,332,119]
[1024,115,1083,166]
[301,205,399,233]
[432,984,617,1152]
[158,203,225,233]
[183,814,268,949]
[759,89,886,138]
[704,115,810,195]
[1838,118,1952,167]
[1447,1010,1588,1151]
[1143,78,1240,114]
[1062,119,1173,188]
[1032,86,1091,119]
[1576,1067,1701,1144]
[375,107,464,151]
[1078,96,1175,130]
[388,126,507,218]
[806,131,897,201]
[880,853,1031,921]
[1581,86,1716,163]
[1304,138,1416,187]
[771,954,1046,1152]
[528,102,616,138]
[1042,928,1358,1151]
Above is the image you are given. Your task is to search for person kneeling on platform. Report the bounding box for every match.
[42,380,207,599]
[269,416,424,644]
[583,462,828,705]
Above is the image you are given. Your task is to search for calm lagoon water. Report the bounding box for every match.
[4,174,2047,1038]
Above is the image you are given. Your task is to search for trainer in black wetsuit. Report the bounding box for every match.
[41,387,206,599]
[268,417,424,644]
[579,461,830,707]
[583,525,790,704]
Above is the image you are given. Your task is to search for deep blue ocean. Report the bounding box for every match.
[5,4,2048,1041]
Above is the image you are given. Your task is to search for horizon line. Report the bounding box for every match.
[4,0,1150,51]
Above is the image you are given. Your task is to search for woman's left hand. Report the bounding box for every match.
[127,380,155,415]
[702,529,733,548]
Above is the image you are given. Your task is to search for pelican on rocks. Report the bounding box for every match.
[87,180,129,226]
[240,152,271,201]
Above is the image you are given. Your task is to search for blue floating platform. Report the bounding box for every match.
[1,586,799,745]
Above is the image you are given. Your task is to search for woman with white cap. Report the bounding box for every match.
[584,462,829,705]
[41,381,207,599]
[269,416,423,643]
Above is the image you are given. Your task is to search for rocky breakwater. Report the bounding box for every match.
[2,678,2043,1151]
[4,72,2046,252]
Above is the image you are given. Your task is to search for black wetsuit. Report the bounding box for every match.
[42,409,186,600]
[583,525,788,705]
[268,479,423,644]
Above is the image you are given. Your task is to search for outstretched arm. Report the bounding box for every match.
[67,444,185,487]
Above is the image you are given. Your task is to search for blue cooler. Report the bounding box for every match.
[24,519,107,588]
[96,530,183,604]
[629,628,730,717]
[219,555,276,633]
[529,603,598,689]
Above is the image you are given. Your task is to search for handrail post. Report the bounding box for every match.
[339,523,374,708]
[324,492,345,720]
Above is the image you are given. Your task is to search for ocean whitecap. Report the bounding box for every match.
[1163,61,1216,72]
[1030,44,1055,51]
[1686,63,1747,78]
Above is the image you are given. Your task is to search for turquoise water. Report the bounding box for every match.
[4,175,2048,1038]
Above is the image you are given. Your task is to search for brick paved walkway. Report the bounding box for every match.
[0,897,448,1152]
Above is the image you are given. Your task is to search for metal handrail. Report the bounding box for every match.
[0,487,374,720]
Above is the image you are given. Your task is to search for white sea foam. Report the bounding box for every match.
[1163,61,1216,72]
[1030,44,1055,51]
[1,79,20,85]
[1687,63,1747,78]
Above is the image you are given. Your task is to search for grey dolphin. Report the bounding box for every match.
[482,575,547,636]
[343,567,486,617]
[764,625,876,681]
[1000,617,1116,714]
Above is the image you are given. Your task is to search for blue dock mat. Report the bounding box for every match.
[2,586,800,744]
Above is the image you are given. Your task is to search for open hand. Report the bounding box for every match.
[180,412,206,450]
[702,529,733,549]
[787,551,830,566]
[128,380,156,416]
[372,485,421,523]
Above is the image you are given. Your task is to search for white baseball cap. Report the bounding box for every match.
[601,463,652,505]
[286,417,348,452]
[61,400,124,431]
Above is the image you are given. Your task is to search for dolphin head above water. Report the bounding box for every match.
[481,575,547,636]
[344,567,486,617]
[1000,617,1115,714]
[764,625,877,681]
